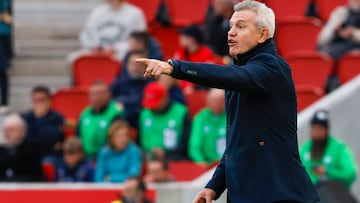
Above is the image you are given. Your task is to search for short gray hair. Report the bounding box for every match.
[3,114,27,131]
[234,0,275,38]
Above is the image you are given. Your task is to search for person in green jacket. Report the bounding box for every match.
[189,89,226,165]
[78,81,124,159]
[300,109,357,189]
[139,82,191,160]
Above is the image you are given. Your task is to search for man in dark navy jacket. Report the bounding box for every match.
[21,85,65,160]
[136,1,319,203]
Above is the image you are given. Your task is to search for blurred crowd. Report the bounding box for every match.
[0,0,359,202]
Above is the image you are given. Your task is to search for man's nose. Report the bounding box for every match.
[228,27,236,37]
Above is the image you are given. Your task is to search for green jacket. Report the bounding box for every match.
[299,135,357,188]
[189,108,226,164]
[79,101,123,158]
[139,102,189,157]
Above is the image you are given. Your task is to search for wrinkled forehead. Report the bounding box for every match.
[229,9,257,25]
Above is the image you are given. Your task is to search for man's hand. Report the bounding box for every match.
[136,58,173,79]
[312,165,327,176]
[192,188,216,203]
[338,26,355,40]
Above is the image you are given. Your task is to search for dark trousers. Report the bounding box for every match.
[0,34,12,106]
[0,70,8,105]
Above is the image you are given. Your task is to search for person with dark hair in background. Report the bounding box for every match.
[79,81,124,159]
[0,114,44,182]
[300,110,357,189]
[144,158,175,184]
[205,0,235,56]
[0,0,13,114]
[121,31,163,75]
[95,120,142,183]
[111,176,153,203]
[130,31,163,59]
[21,85,65,162]
[174,24,214,95]
[318,0,360,60]
[111,50,154,129]
[55,136,94,182]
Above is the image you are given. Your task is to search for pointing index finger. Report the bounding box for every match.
[136,58,151,65]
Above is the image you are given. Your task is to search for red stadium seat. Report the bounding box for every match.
[276,17,323,57]
[338,51,360,84]
[42,163,56,182]
[166,0,209,26]
[296,85,325,112]
[52,88,90,137]
[266,0,311,20]
[127,0,162,24]
[184,90,208,118]
[169,161,209,181]
[73,53,121,89]
[150,25,180,59]
[286,51,334,90]
[314,0,347,21]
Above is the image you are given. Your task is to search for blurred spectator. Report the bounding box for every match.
[189,89,226,165]
[111,50,154,128]
[144,158,174,183]
[95,120,142,182]
[78,0,146,60]
[139,82,190,160]
[0,114,44,182]
[0,0,13,114]
[318,0,360,60]
[55,137,94,182]
[300,110,357,189]
[158,75,186,105]
[122,31,163,76]
[21,85,65,161]
[173,24,214,94]
[205,0,235,56]
[78,81,124,159]
[112,176,153,203]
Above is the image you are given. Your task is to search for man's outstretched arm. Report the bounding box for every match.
[136,57,280,94]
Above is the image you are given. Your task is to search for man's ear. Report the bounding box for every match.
[258,28,270,43]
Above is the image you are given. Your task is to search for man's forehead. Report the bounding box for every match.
[230,10,256,23]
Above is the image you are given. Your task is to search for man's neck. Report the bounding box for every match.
[110,1,124,10]
[187,44,200,54]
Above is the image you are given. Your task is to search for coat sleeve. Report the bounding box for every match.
[79,10,100,50]
[170,56,281,94]
[317,7,348,47]
[205,155,227,200]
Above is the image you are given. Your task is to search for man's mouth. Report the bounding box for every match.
[228,40,236,46]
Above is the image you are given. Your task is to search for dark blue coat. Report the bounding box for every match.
[21,110,65,157]
[170,39,319,203]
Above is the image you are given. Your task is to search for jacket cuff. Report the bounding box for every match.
[205,182,222,200]
[169,59,181,78]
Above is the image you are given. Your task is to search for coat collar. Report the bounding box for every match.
[233,38,277,66]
